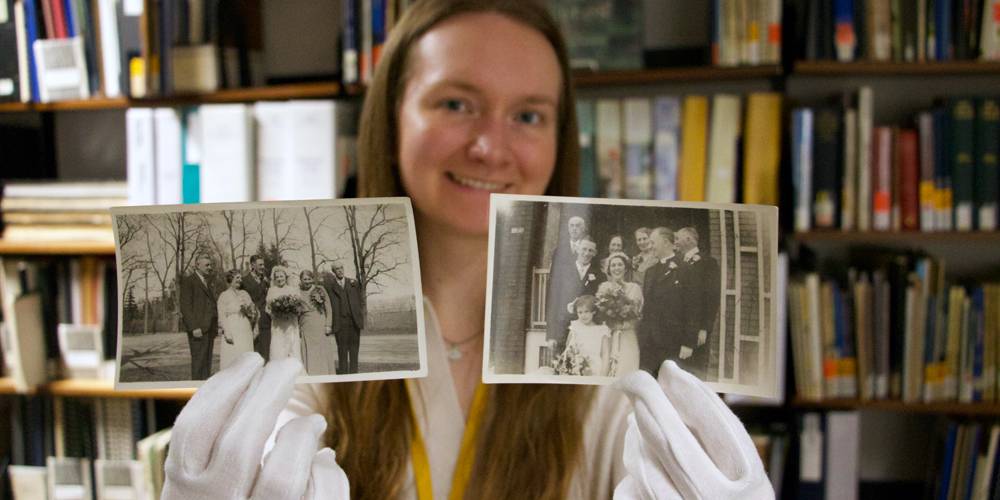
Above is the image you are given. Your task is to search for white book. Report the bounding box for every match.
[622,98,652,200]
[972,425,1000,500]
[14,0,30,102]
[154,108,183,205]
[289,99,359,200]
[9,465,48,500]
[33,37,90,102]
[918,112,937,231]
[595,99,623,198]
[199,104,256,202]
[652,96,681,201]
[705,94,742,203]
[253,101,295,201]
[94,460,147,500]
[69,259,83,324]
[47,457,92,500]
[806,273,825,399]
[96,0,121,97]
[57,324,104,379]
[841,108,858,230]
[0,259,47,392]
[981,0,1000,60]
[857,87,874,231]
[792,108,814,232]
[126,108,157,206]
[824,412,860,500]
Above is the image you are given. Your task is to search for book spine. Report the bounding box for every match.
[595,99,623,199]
[812,105,843,229]
[199,103,254,202]
[793,108,815,232]
[23,0,41,101]
[679,95,709,202]
[181,107,200,203]
[360,0,372,83]
[342,0,358,84]
[767,0,782,63]
[981,0,1000,59]
[835,0,858,61]
[975,98,999,230]
[857,86,874,231]
[706,94,742,203]
[743,92,782,206]
[938,0,953,60]
[576,100,597,198]
[919,112,938,231]
[898,128,921,230]
[125,107,157,206]
[153,107,183,205]
[951,97,976,230]
[623,98,653,200]
[96,0,120,98]
[873,126,893,231]
[652,96,681,201]
[972,287,985,402]
[919,0,928,59]
[842,107,859,230]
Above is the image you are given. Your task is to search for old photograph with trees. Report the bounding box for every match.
[112,199,425,388]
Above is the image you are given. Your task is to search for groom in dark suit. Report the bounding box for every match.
[674,227,721,379]
[322,261,365,374]
[637,227,684,376]
[179,256,220,380]
[545,235,600,351]
[242,255,271,362]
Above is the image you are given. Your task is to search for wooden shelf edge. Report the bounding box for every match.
[0,377,194,399]
[792,230,1000,244]
[793,397,1000,415]
[0,239,116,255]
[0,377,22,394]
[794,60,1000,75]
[572,65,783,87]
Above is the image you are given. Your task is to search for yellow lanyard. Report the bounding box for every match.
[408,381,489,500]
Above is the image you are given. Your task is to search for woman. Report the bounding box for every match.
[630,227,657,288]
[163,1,771,499]
[599,235,625,277]
[597,252,642,376]
[216,270,257,371]
[265,266,303,363]
[298,270,334,375]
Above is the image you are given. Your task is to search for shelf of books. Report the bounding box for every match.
[572,65,784,87]
[0,239,116,256]
[793,60,1000,76]
[793,397,1000,416]
[0,377,194,399]
[793,231,1000,244]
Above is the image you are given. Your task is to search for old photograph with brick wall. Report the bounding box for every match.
[111,197,426,390]
[484,194,779,398]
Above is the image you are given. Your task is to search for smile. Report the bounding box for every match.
[447,172,509,191]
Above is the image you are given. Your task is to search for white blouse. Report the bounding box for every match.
[269,297,631,499]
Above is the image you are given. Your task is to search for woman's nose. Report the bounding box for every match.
[467,116,511,166]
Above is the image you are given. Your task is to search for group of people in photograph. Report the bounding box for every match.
[179,255,365,379]
[546,216,721,379]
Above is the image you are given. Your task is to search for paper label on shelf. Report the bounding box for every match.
[0,79,11,96]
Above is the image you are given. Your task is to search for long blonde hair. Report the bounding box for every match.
[329,1,594,499]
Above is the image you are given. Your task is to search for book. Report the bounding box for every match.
[898,128,921,230]
[154,108,183,205]
[933,106,954,230]
[595,98,623,199]
[198,103,255,203]
[622,97,653,200]
[792,107,814,232]
[951,97,977,231]
[678,95,709,202]
[95,0,121,98]
[125,107,156,206]
[181,107,201,204]
[842,106,859,230]
[116,0,143,97]
[812,104,843,229]
[342,0,359,84]
[2,180,127,198]
[253,100,294,201]
[33,37,89,102]
[576,100,597,198]
[919,111,938,231]
[0,0,24,103]
[798,412,825,497]
[824,411,860,500]
[652,96,681,201]
[289,100,358,200]
[742,92,782,207]
[0,258,48,392]
[857,86,874,231]
[705,94,742,203]
[982,0,1000,59]
[975,98,999,230]
[872,126,893,231]
[835,0,858,61]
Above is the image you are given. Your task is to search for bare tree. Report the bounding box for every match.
[302,207,342,273]
[142,212,199,332]
[115,215,150,302]
[341,205,410,313]
[271,208,304,264]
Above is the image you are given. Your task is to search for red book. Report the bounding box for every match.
[872,126,893,231]
[49,0,68,38]
[897,129,921,231]
[39,0,56,39]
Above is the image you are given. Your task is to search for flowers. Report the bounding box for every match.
[268,295,307,321]
[595,286,642,326]
[308,287,326,313]
[552,342,593,376]
[239,302,260,326]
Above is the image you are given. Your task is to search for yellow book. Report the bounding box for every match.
[678,95,708,202]
[945,285,966,400]
[742,92,783,206]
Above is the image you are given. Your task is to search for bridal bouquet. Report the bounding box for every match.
[308,287,326,314]
[595,287,642,327]
[239,302,260,326]
[551,342,593,376]
[268,295,307,321]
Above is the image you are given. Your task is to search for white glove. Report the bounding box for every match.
[162,352,350,500]
[612,360,773,500]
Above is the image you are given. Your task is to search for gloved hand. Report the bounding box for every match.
[162,352,350,500]
[612,360,773,500]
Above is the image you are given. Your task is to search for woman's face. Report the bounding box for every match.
[636,232,650,252]
[609,237,623,254]
[609,258,626,281]
[230,275,242,290]
[397,12,562,235]
[576,304,594,324]
[274,271,287,287]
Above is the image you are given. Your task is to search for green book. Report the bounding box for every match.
[576,100,597,198]
[975,98,999,231]
[950,98,976,231]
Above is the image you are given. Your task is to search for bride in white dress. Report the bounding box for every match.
[264,266,302,362]
[597,252,643,376]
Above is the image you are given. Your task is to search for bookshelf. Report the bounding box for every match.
[792,398,1000,416]
[0,240,116,255]
[792,231,1000,244]
[0,377,194,399]
[793,60,1000,75]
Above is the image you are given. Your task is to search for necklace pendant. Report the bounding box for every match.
[446,346,462,361]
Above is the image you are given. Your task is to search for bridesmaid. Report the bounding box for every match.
[216,269,257,370]
[298,270,333,375]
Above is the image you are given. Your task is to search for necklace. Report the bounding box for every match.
[444,332,481,361]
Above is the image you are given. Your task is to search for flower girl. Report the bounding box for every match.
[557,295,612,376]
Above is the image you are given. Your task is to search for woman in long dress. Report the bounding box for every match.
[297,270,333,375]
[217,269,257,371]
[598,252,643,375]
[265,266,302,362]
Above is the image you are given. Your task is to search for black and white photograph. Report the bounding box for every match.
[111,198,425,389]
[484,194,779,398]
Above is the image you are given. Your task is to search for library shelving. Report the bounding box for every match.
[0,240,116,256]
[792,398,1000,417]
[0,377,195,400]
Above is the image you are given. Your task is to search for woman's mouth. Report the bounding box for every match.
[447,172,508,191]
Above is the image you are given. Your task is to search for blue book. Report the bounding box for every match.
[181,107,201,204]
[342,0,359,84]
[940,423,960,500]
[833,0,855,61]
[962,425,982,500]
[62,0,76,37]
[652,96,681,201]
[936,0,952,60]
[22,0,41,102]
[972,287,985,402]
[576,100,597,197]
[933,107,952,230]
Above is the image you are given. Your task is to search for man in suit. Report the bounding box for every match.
[637,227,685,376]
[545,235,600,351]
[179,255,220,380]
[323,261,365,374]
[241,255,271,362]
[674,227,721,380]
